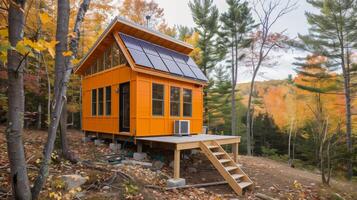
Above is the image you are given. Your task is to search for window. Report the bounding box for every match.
[183,89,192,117]
[105,86,111,115]
[170,86,180,116]
[91,89,97,116]
[152,83,164,116]
[112,43,120,66]
[104,46,112,70]
[97,55,104,72]
[98,88,104,116]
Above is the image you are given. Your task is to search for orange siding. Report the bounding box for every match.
[82,65,137,135]
[82,65,204,137]
[135,72,203,136]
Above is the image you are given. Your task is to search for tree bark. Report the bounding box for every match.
[6,0,32,199]
[32,0,91,196]
[31,0,70,198]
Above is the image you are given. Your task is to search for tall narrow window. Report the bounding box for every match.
[152,83,164,116]
[170,86,180,116]
[98,88,104,116]
[91,89,97,116]
[112,43,120,66]
[183,89,192,117]
[105,86,111,115]
[104,46,111,69]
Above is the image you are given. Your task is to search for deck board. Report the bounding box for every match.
[136,134,240,144]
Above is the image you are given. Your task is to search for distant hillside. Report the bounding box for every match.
[237,79,348,130]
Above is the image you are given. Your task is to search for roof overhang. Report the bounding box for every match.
[74,16,194,75]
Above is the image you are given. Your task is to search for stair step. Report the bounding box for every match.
[232,174,244,179]
[207,145,219,149]
[238,181,252,189]
[219,159,231,163]
[212,152,225,156]
[225,166,238,171]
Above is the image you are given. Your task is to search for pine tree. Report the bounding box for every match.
[295,0,357,180]
[219,0,255,136]
[207,65,232,133]
[189,0,222,125]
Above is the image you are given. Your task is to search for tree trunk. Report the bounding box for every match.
[37,104,42,129]
[231,35,236,136]
[246,70,258,156]
[31,0,91,198]
[6,0,32,199]
[343,70,353,180]
[31,0,70,198]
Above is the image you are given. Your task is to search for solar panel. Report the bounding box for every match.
[119,32,208,82]
[186,57,198,67]
[162,59,183,75]
[171,53,188,64]
[127,48,153,68]
[120,34,143,52]
[176,62,196,78]
[155,46,174,60]
[190,67,208,81]
[147,54,169,72]
[140,41,159,56]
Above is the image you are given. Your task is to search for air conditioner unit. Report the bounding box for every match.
[174,120,190,136]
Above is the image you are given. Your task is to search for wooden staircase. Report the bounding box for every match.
[199,141,253,195]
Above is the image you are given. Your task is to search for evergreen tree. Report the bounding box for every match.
[207,65,232,133]
[219,0,255,136]
[295,0,357,180]
[189,0,222,124]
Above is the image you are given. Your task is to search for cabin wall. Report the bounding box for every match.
[82,65,137,135]
[135,72,203,137]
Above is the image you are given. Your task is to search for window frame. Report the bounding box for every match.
[183,88,192,117]
[170,86,181,117]
[152,83,165,116]
[91,89,97,116]
[98,88,104,116]
[105,86,111,116]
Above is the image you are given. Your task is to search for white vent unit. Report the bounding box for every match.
[174,120,190,136]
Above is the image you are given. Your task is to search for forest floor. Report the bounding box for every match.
[0,126,356,200]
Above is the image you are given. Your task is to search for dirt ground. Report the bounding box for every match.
[0,127,356,200]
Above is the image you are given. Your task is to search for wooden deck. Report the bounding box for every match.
[136,134,240,180]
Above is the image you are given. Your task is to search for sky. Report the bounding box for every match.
[153,0,316,83]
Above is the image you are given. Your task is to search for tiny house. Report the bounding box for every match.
[75,17,208,137]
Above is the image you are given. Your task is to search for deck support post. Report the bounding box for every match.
[174,148,180,179]
[233,142,238,163]
[137,142,143,153]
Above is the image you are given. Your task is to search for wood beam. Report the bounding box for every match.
[174,148,180,179]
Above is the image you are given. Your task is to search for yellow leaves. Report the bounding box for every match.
[71,58,80,65]
[23,38,46,52]
[39,12,52,25]
[62,51,73,57]
[49,191,62,200]
[0,29,8,37]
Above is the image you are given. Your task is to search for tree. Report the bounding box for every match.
[294,0,357,180]
[119,0,176,36]
[207,65,232,134]
[189,0,222,125]
[6,0,32,198]
[219,0,255,136]
[245,0,296,155]
[293,54,342,185]
[32,0,91,198]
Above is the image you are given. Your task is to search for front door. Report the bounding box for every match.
[119,82,130,132]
